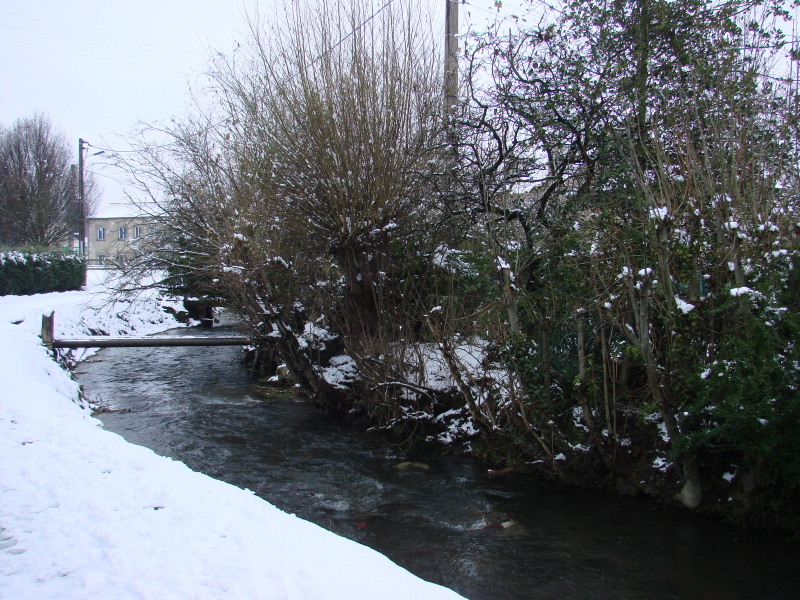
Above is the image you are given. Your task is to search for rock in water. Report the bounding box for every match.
[394,461,430,471]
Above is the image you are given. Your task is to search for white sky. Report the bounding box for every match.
[0,0,247,215]
[0,0,546,216]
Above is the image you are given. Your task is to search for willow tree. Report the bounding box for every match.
[219,1,440,327]
[117,1,443,410]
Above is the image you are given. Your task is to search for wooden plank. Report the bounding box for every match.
[52,336,250,349]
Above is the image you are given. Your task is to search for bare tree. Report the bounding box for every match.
[114,0,442,410]
[213,0,441,329]
[0,114,98,248]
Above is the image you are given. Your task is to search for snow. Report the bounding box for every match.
[0,272,464,600]
[0,270,182,346]
[321,355,359,390]
[652,457,671,472]
[730,287,762,298]
[407,343,487,395]
[572,406,589,432]
[432,245,456,270]
[434,412,479,445]
[568,443,591,452]
[297,321,336,351]
[674,296,695,314]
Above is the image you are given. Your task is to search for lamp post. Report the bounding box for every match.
[78,139,104,257]
[78,139,87,255]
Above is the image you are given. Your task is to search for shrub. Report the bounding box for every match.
[0,249,85,295]
[675,296,800,506]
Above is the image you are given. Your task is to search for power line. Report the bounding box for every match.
[461,1,497,17]
[0,8,204,57]
[490,0,533,15]
[461,1,551,27]
[86,169,133,186]
[305,0,397,70]
[0,22,204,67]
[0,35,189,75]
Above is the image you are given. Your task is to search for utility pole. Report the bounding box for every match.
[443,0,459,197]
[444,0,459,116]
[77,140,104,257]
[78,138,87,255]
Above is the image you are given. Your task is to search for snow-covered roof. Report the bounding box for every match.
[92,202,146,219]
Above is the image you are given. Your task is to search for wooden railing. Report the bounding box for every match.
[40,313,250,350]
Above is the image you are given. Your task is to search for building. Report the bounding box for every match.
[86,215,156,267]
[53,233,81,254]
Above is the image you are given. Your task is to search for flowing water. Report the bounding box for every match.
[75,325,800,600]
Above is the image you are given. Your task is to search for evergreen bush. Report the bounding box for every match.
[0,249,85,296]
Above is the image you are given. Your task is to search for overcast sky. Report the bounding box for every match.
[0,0,545,215]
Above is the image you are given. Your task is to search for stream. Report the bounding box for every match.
[74,324,800,600]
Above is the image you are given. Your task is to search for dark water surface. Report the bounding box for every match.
[75,325,800,600]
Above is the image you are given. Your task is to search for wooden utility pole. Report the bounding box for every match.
[78,138,87,255]
[444,0,459,115]
[441,0,460,204]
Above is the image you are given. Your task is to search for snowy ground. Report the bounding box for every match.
[0,271,464,600]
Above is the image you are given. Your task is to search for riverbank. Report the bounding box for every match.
[0,273,464,599]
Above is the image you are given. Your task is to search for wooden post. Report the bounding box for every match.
[441,0,460,198]
[78,139,86,256]
[444,0,459,114]
[41,312,54,351]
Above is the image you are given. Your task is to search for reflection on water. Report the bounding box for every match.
[76,326,800,600]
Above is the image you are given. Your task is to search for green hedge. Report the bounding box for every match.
[0,250,85,296]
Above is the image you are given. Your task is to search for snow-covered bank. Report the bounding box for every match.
[0,274,464,599]
[0,270,185,352]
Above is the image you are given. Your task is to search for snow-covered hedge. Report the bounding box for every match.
[0,250,85,296]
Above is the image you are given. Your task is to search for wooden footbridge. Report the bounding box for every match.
[40,313,251,350]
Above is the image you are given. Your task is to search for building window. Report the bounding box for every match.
[134,226,141,239]
[119,227,127,240]
[98,255,105,265]
[97,227,105,240]
[149,226,157,235]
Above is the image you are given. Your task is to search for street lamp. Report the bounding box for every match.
[78,139,104,256]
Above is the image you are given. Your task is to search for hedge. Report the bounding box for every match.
[0,249,85,296]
